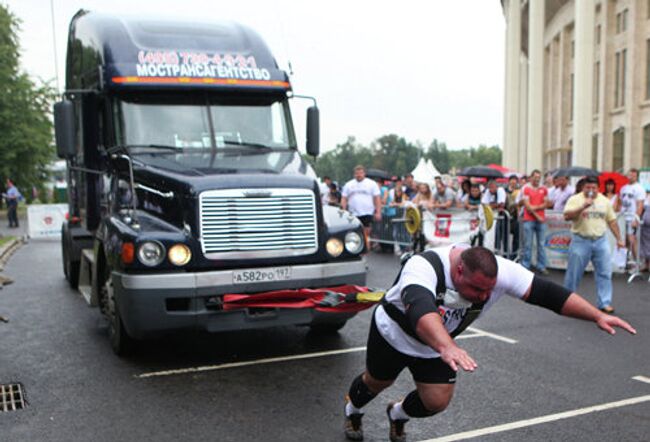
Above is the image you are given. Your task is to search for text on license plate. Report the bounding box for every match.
[232,267,292,284]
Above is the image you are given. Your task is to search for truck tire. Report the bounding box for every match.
[308,320,348,334]
[102,266,135,356]
[62,238,79,289]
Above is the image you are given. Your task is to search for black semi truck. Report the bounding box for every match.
[54,10,367,354]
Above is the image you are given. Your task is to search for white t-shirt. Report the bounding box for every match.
[341,177,380,216]
[375,245,534,358]
[619,183,645,219]
[480,187,506,206]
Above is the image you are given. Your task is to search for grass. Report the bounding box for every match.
[0,236,15,247]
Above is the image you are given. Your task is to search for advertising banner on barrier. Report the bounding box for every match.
[422,209,495,249]
[543,210,624,273]
[27,204,68,238]
[544,211,573,269]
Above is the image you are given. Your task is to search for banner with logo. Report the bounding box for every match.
[422,210,495,248]
[27,204,68,238]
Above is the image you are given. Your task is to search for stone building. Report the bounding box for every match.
[502,0,650,173]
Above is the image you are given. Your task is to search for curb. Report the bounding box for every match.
[0,237,24,272]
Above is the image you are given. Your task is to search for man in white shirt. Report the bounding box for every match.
[547,175,575,212]
[341,165,381,252]
[617,168,646,265]
[481,180,508,255]
[342,245,636,442]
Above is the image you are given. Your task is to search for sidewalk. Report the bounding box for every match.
[0,211,27,238]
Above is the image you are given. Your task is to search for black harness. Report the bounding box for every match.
[381,250,486,343]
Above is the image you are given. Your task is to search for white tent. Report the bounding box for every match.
[426,159,441,178]
[411,158,436,184]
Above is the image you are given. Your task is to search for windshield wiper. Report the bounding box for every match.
[124,144,182,152]
[221,141,281,151]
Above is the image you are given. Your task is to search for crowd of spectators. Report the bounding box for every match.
[322,165,650,276]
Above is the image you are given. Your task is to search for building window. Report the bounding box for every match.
[616,9,628,33]
[594,61,600,113]
[615,49,627,108]
[570,73,574,120]
[613,128,625,171]
[596,25,601,44]
[644,124,650,168]
[592,135,599,170]
[647,40,650,100]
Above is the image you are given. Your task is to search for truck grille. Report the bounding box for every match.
[199,188,318,259]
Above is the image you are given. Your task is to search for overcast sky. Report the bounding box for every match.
[5,0,506,153]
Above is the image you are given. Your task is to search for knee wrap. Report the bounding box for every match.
[402,390,438,418]
[348,374,376,409]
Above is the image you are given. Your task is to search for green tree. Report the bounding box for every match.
[311,136,373,183]
[0,5,56,199]
[424,139,450,173]
[370,134,420,178]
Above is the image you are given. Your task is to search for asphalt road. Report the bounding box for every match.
[1,239,649,441]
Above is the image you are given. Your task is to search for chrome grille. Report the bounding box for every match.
[199,188,318,259]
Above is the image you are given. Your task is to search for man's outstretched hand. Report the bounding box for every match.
[596,314,637,335]
[439,344,478,372]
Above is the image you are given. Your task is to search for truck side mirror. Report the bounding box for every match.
[54,100,76,158]
[306,105,319,157]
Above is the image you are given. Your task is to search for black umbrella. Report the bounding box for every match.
[552,166,599,178]
[459,166,504,179]
[365,168,391,180]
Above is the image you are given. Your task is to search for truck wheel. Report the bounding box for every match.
[103,268,135,356]
[62,240,79,289]
[309,320,348,334]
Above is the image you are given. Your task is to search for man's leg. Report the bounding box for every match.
[344,314,406,440]
[521,221,534,269]
[591,235,613,310]
[536,221,548,271]
[384,357,456,442]
[564,235,589,293]
[627,222,638,264]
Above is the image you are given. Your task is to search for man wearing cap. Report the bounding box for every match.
[563,176,625,314]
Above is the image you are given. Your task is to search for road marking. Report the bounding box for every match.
[632,375,650,384]
[136,330,493,379]
[466,327,518,344]
[418,394,650,442]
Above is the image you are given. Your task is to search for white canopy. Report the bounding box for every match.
[411,158,436,184]
[426,159,441,178]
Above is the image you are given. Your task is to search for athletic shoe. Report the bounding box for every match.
[386,402,408,442]
[600,306,615,314]
[344,396,364,441]
[537,268,550,276]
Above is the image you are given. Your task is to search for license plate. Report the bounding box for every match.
[232,267,292,284]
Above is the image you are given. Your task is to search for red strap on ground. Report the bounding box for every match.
[221,285,375,313]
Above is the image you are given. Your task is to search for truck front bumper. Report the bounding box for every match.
[111,259,367,339]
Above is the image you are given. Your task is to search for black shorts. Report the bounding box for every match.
[357,215,373,227]
[366,313,456,384]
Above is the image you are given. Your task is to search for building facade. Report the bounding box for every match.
[502,0,650,173]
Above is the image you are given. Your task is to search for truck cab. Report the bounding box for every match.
[54,10,367,354]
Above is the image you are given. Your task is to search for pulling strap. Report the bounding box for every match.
[381,250,486,343]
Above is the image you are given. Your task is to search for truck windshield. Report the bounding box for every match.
[116,95,296,151]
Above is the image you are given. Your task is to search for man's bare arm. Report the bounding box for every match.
[415,313,477,372]
[522,285,636,335]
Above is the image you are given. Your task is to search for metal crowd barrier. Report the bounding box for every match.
[370,207,412,249]
[516,210,646,284]
[369,206,517,259]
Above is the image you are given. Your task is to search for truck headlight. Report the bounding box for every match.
[137,241,165,267]
[344,232,364,254]
[168,244,192,266]
[326,238,344,257]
